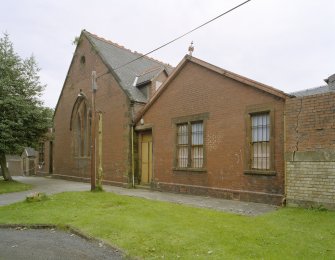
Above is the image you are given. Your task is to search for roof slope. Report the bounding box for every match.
[291,73,335,97]
[291,85,334,97]
[135,55,289,122]
[23,147,36,157]
[84,31,173,103]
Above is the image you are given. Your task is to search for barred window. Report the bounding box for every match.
[177,121,204,168]
[251,113,270,170]
[192,122,204,168]
[38,142,45,165]
[177,124,188,168]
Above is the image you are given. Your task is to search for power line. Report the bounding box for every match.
[113,0,252,71]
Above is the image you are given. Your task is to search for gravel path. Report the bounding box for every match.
[1,176,278,215]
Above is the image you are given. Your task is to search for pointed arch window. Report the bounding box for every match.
[71,98,91,157]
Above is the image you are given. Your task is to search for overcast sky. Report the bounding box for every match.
[1,0,334,108]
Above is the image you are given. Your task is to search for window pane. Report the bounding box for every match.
[178,146,188,168]
[192,146,203,168]
[192,122,203,145]
[76,115,81,156]
[191,122,204,168]
[178,124,188,145]
[252,142,270,170]
[251,114,270,142]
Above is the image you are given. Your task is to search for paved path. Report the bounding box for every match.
[0,228,122,260]
[1,176,278,215]
[0,176,88,206]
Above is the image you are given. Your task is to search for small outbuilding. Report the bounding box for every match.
[22,147,37,176]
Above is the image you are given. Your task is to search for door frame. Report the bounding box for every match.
[138,129,153,185]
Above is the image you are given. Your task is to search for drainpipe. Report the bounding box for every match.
[283,111,287,206]
[131,125,135,188]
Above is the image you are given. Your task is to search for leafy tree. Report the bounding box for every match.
[0,33,52,181]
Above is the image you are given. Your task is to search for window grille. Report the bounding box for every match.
[251,113,270,170]
[191,122,203,168]
[177,124,188,168]
[38,142,45,164]
[177,121,204,168]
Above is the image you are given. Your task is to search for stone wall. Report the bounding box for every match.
[285,92,335,209]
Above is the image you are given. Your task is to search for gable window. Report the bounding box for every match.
[177,121,204,169]
[72,99,91,157]
[245,106,275,175]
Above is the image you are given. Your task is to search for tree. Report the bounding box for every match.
[0,33,52,181]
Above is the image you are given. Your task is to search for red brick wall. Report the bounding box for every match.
[286,92,335,153]
[285,92,335,209]
[53,35,131,186]
[149,71,168,98]
[138,61,285,204]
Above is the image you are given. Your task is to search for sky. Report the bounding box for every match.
[1,0,334,108]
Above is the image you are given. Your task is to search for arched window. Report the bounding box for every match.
[71,97,91,157]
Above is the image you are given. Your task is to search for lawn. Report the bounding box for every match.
[0,178,32,194]
[0,192,334,259]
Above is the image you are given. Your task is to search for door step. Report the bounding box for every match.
[135,184,152,190]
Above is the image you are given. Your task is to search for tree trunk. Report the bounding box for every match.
[0,153,13,181]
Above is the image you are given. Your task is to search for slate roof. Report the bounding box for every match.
[23,147,36,157]
[136,67,164,86]
[290,85,333,97]
[84,31,173,103]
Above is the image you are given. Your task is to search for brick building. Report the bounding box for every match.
[53,30,172,186]
[135,56,287,205]
[53,31,288,205]
[285,74,335,209]
[54,30,334,206]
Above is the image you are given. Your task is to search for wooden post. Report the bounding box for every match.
[91,71,97,191]
[97,112,103,189]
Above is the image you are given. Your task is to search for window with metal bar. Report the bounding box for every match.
[177,124,188,168]
[192,122,204,168]
[177,121,204,168]
[251,113,270,170]
[38,142,45,165]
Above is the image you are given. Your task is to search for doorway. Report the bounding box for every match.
[140,131,152,185]
[49,141,53,174]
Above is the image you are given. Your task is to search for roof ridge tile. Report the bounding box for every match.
[84,30,173,69]
[138,66,162,76]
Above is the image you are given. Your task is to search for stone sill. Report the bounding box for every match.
[173,168,207,173]
[244,170,276,176]
[74,157,91,160]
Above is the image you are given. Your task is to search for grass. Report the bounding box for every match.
[0,192,334,259]
[0,178,32,194]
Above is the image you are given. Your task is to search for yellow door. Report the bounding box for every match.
[141,132,152,184]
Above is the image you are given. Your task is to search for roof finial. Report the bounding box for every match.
[188,41,194,56]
